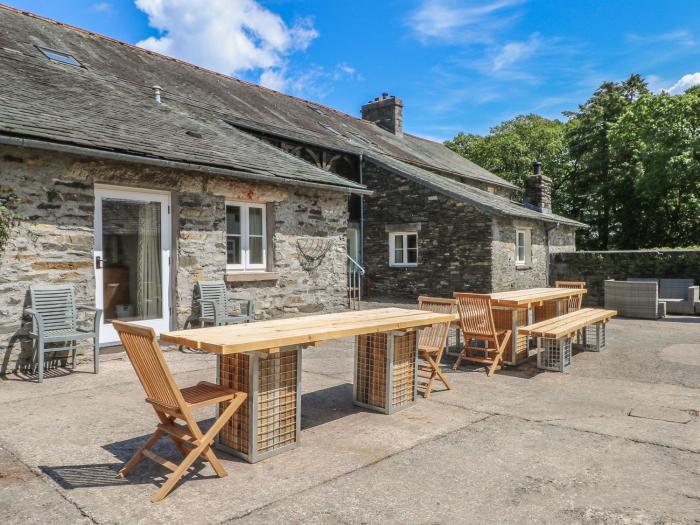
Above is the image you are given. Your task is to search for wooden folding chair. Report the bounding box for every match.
[112,321,247,502]
[555,280,586,313]
[416,296,457,398]
[452,293,512,377]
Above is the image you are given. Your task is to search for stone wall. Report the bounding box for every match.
[362,163,493,298]
[550,249,700,306]
[491,221,576,291]
[0,145,347,373]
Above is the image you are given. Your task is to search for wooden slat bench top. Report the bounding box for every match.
[160,308,455,355]
[488,287,587,307]
[518,308,618,339]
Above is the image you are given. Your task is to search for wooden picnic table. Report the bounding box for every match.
[160,307,453,463]
[487,287,587,365]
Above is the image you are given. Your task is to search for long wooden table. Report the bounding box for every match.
[487,287,587,365]
[161,308,453,463]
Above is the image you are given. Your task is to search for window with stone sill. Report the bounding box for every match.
[515,228,532,267]
[226,202,266,271]
[389,232,418,267]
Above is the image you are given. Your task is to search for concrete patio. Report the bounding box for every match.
[1,314,699,524]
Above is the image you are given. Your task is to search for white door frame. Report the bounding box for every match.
[94,185,171,346]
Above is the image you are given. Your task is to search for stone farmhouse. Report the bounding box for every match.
[0,6,584,364]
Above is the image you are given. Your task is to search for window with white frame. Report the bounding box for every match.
[389,232,418,267]
[226,202,266,271]
[515,228,531,267]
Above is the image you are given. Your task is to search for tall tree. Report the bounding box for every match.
[608,86,700,248]
[562,74,650,249]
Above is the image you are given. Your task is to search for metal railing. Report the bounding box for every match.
[346,254,365,310]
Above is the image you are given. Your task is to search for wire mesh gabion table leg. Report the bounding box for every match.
[216,346,302,463]
[536,336,572,373]
[353,330,418,414]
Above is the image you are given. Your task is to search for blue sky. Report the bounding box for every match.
[7,0,700,140]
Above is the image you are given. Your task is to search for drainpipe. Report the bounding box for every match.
[359,153,364,266]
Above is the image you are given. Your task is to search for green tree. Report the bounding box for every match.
[608,86,700,248]
[562,74,650,249]
[445,114,570,211]
[446,74,699,250]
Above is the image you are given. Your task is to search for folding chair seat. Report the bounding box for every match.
[453,293,512,377]
[113,321,247,502]
[416,296,457,398]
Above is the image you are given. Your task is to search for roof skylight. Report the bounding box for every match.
[37,46,82,67]
[320,123,341,136]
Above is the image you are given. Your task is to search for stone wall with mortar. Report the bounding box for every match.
[550,250,700,306]
[362,163,493,298]
[491,219,577,291]
[0,145,347,372]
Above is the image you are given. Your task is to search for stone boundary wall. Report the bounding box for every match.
[550,250,700,306]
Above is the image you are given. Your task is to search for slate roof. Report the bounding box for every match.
[0,6,586,229]
[0,7,366,193]
[0,5,514,192]
[367,153,587,228]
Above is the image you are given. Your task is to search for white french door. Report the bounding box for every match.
[94,186,171,345]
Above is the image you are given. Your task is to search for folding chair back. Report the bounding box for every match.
[113,321,185,412]
[453,292,511,377]
[454,293,497,339]
[29,285,77,333]
[556,280,586,312]
[417,296,457,352]
[197,281,228,321]
[416,296,456,398]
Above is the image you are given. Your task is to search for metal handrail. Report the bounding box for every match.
[346,254,365,275]
[346,254,365,309]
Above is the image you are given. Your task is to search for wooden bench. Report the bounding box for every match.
[519,308,617,372]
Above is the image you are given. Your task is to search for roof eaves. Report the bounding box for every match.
[0,133,373,195]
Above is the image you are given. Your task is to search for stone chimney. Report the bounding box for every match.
[524,162,552,214]
[361,93,403,136]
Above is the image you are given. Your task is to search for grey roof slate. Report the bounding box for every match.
[0,8,365,193]
[367,153,588,228]
[0,7,586,229]
[0,6,514,192]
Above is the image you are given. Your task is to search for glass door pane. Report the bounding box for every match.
[248,207,264,265]
[101,198,162,322]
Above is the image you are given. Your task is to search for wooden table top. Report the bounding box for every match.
[160,307,455,355]
[488,287,587,307]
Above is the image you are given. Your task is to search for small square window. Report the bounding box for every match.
[389,232,418,267]
[37,46,83,67]
[226,202,267,271]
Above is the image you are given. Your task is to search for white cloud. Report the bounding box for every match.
[91,2,113,13]
[491,33,540,71]
[626,30,696,48]
[407,0,522,44]
[666,72,700,95]
[134,0,318,89]
[260,62,362,99]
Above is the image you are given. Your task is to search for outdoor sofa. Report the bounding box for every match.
[604,280,666,319]
[628,278,699,315]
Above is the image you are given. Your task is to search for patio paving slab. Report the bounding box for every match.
[233,415,700,525]
[0,315,698,523]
